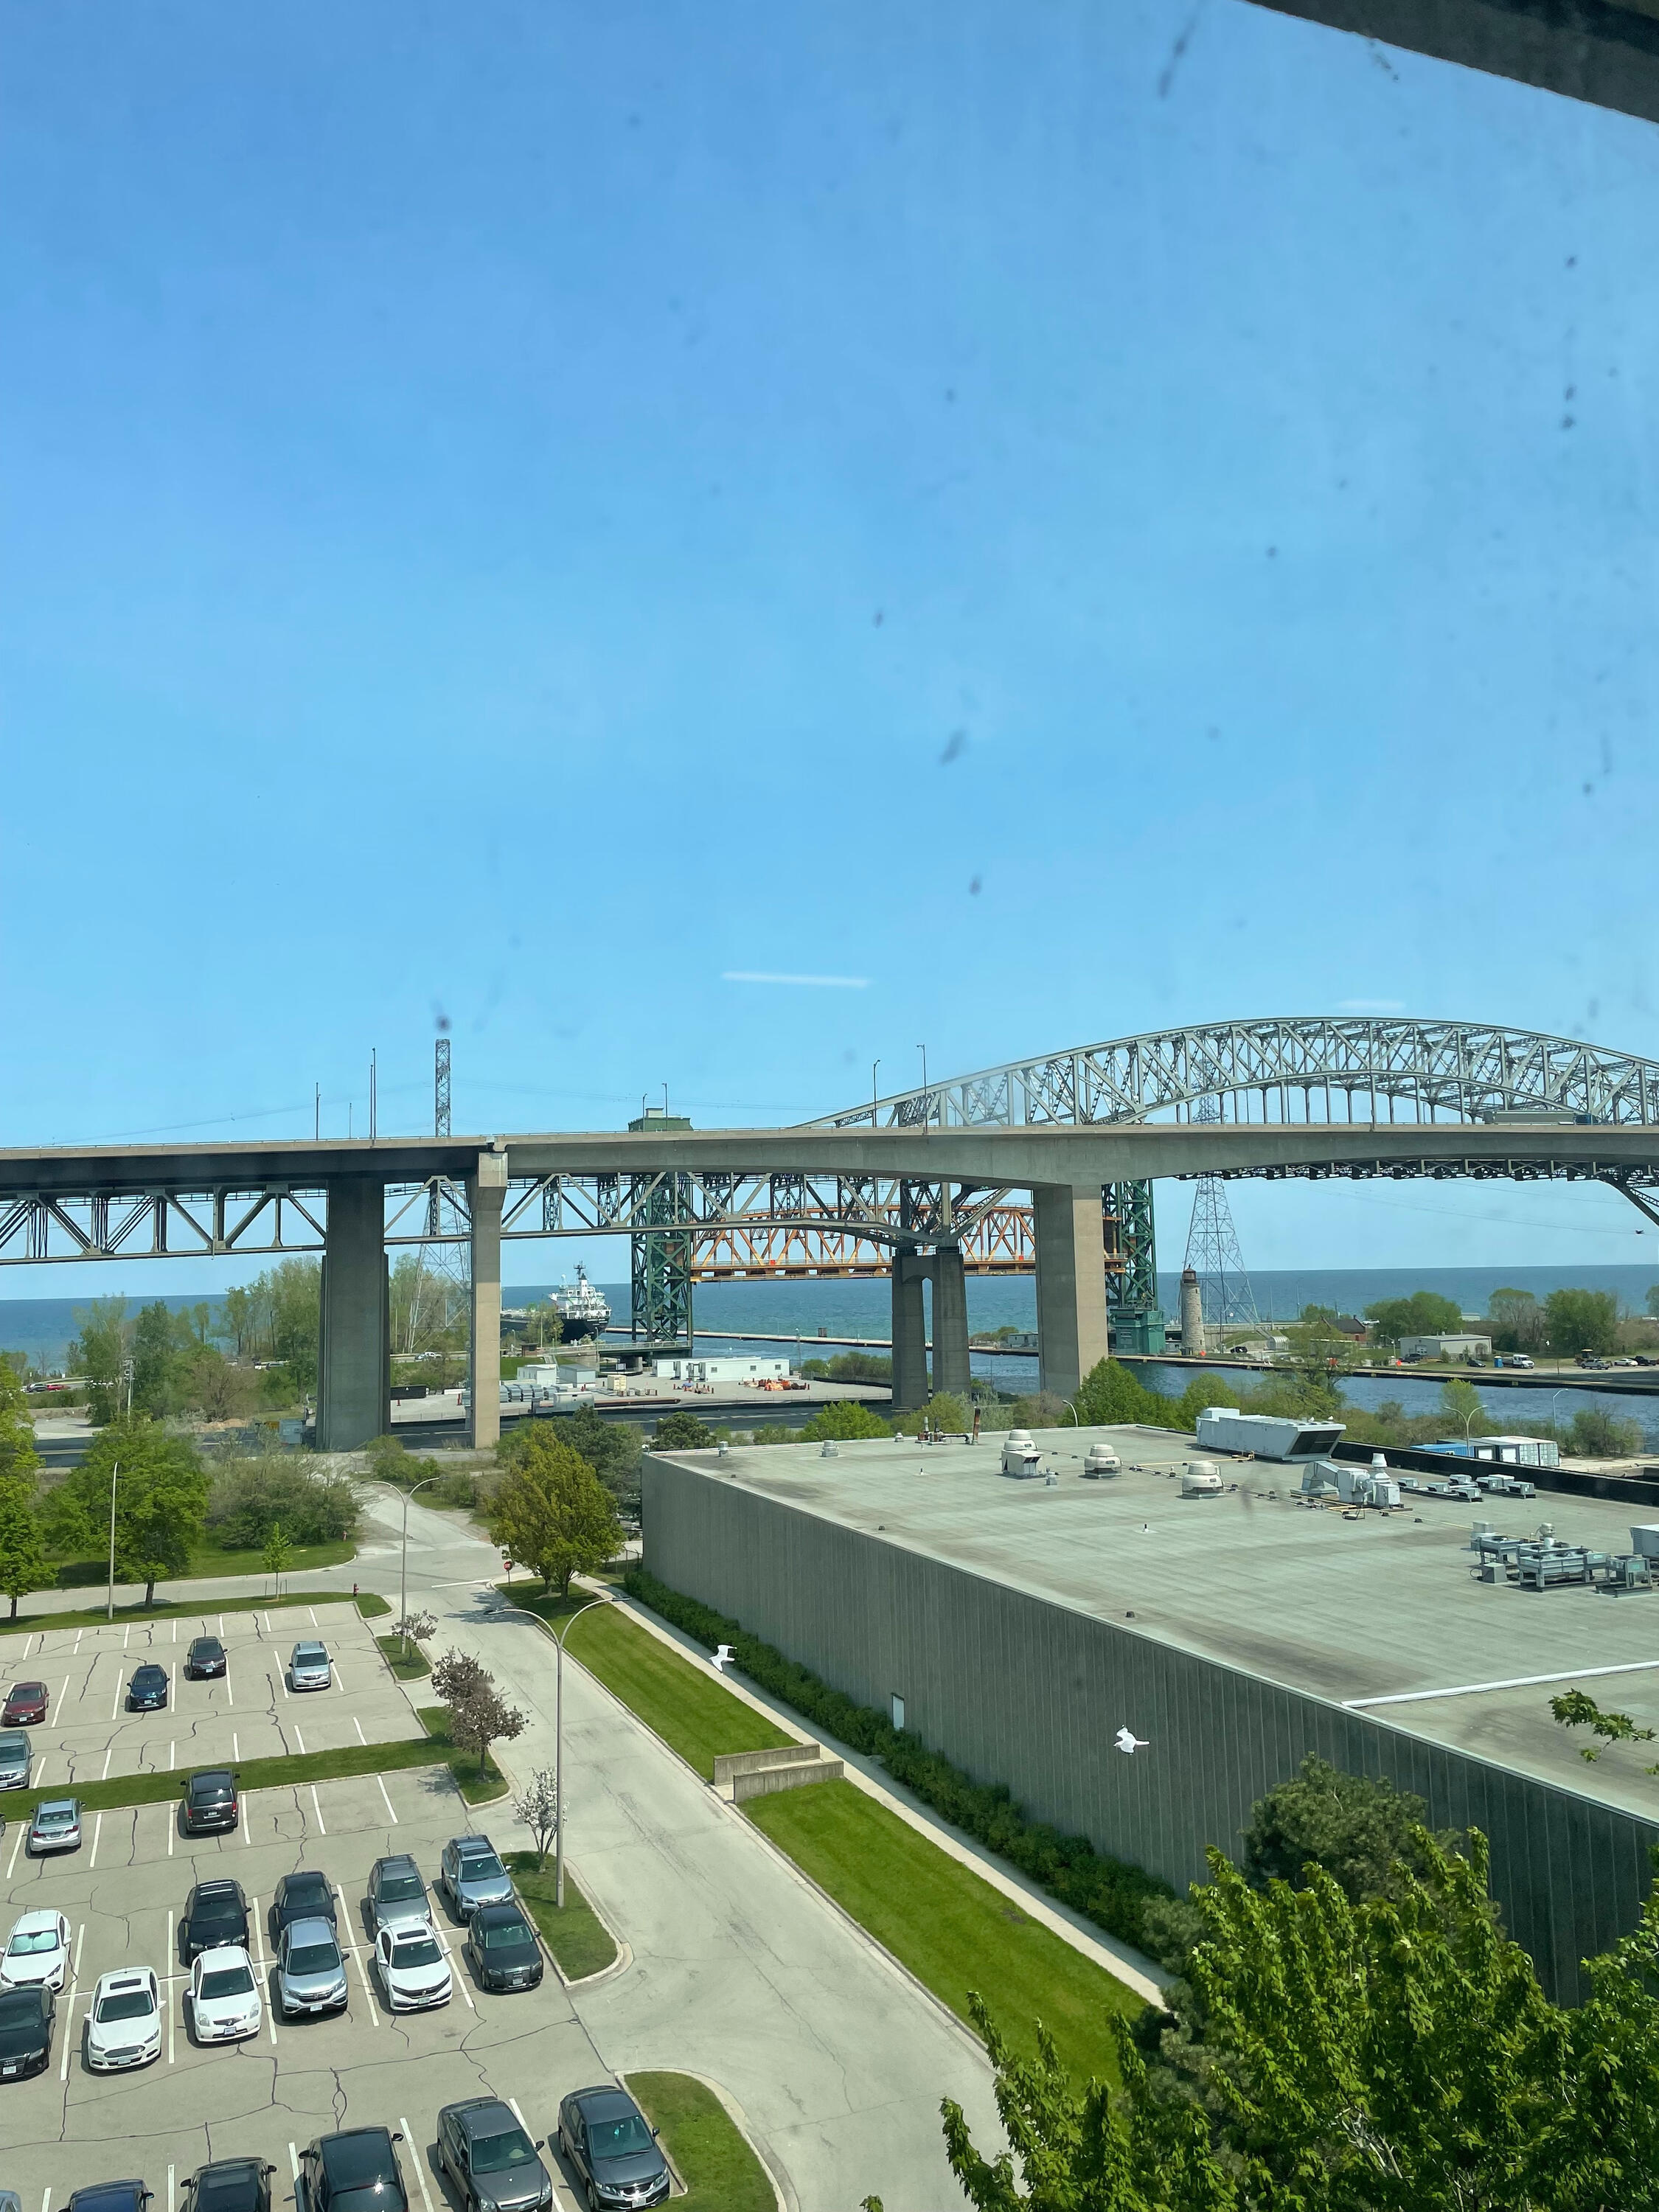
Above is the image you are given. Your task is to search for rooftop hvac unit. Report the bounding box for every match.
[1195,1409,1346,1462]
[1181,1461,1223,1497]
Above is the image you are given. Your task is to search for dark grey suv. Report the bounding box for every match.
[437,2098,551,2211]
[439,1834,514,1919]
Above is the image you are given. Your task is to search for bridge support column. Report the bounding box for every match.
[891,1248,931,1414]
[468,1149,508,1450]
[317,1179,388,1452]
[932,1245,971,1400]
[1034,1183,1110,1404]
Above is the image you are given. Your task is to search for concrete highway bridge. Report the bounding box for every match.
[7,1016,1659,1448]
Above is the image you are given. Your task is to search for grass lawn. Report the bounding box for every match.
[4,1725,454,1823]
[375,1632,431,1680]
[499,1584,794,1780]
[51,1537,355,1590]
[504,1850,617,1980]
[0,1589,387,1638]
[625,2073,775,2212]
[745,1779,1144,2088]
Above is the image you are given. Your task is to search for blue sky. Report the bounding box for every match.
[2,0,1655,1292]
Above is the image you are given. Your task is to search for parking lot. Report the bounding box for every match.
[0,1601,423,1788]
[0,1756,621,2208]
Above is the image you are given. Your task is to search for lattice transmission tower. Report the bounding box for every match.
[1182,1099,1262,1338]
[398,1037,470,1361]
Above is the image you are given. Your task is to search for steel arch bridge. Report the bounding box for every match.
[817,1016,1659,1134]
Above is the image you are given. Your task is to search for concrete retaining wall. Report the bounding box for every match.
[733,1758,846,1803]
[642,1453,1659,2001]
[714,1745,815,1786]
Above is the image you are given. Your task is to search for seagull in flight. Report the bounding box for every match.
[712,1644,737,1673]
[1115,1726,1149,1755]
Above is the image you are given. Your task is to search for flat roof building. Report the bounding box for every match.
[642,1423,1659,1997]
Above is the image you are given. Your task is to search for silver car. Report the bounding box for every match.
[366,1854,431,1936]
[439,1834,514,1919]
[27,1801,80,1857]
[276,1919,349,2020]
[0,1733,31,1791]
[288,1642,332,1692]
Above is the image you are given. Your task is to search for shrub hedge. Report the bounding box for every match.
[622,1565,1175,1955]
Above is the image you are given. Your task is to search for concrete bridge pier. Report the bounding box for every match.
[468,1148,508,1450]
[932,1244,971,1400]
[1033,1183,1111,1403]
[316,1178,389,1452]
[891,1248,931,1413]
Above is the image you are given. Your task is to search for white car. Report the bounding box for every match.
[375,1920,453,2011]
[189,1946,263,2043]
[85,1968,161,2071]
[0,1911,70,1992]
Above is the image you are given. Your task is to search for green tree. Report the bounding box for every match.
[1488,1286,1545,1352]
[46,1422,209,1603]
[1565,1405,1644,1458]
[1549,1687,1657,1764]
[1543,1287,1620,1356]
[798,1399,891,1441]
[925,1391,969,1433]
[1436,1374,1487,1435]
[0,1475,49,1620]
[69,1297,131,1425]
[1073,1358,1165,1427]
[216,1284,256,1357]
[262,1521,293,1590]
[0,1355,40,1486]
[653,1409,715,1449]
[1647,1284,1659,1321]
[184,1344,258,1422]
[487,1429,621,1595]
[267,1259,322,1391]
[1363,1290,1463,1346]
[1241,1754,1464,1905]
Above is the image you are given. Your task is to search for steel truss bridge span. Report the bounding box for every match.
[821,1015,1659,1135]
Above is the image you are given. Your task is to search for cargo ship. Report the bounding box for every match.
[553,1264,611,1340]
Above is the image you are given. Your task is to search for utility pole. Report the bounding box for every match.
[370,1048,378,1142]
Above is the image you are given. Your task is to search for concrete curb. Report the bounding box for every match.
[481,1748,634,1991]
[625,2070,796,2212]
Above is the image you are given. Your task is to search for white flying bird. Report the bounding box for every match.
[712,1644,736,1673]
[1115,1726,1149,1755]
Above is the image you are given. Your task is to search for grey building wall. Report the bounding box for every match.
[643,1454,1659,2001]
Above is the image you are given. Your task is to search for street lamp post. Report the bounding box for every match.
[364,1475,476,1657]
[105,1460,120,1624]
[498,1590,616,1910]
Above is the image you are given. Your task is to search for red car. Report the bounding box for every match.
[1,1683,48,1728]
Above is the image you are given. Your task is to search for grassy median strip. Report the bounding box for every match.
[504,1850,618,1980]
[501,1585,795,1778]
[8,1727,453,1823]
[375,1632,431,1680]
[624,2073,776,2212]
[414,1705,509,1805]
[745,1778,1140,2088]
[0,1588,387,1638]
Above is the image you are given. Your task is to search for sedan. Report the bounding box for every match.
[296,2129,407,2212]
[185,1637,228,1681]
[181,2162,274,2212]
[438,2096,552,2212]
[275,1919,349,2020]
[0,1730,32,1790]
[440,1833,515,1919]
[181,1770,239,1835]
[66,2187,152,2212]
[288,1642,332,1692]
[183,1879,249,1964]
[465,1902,543,1994]
[128,1663,169,1713]
[189,1947,263,2044]
[270,1870,337,1942]
[1,1910,70,1992]
[374,1921,452,2011]
[556,2087,671,2209]
[27,1799,81,1857]
[0,1985,55,2080]
[1,1683,47,1728]
[86,1968,162,2072]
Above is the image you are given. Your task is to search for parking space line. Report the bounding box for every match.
[263,1612,273,1632]
[41,2185,50,2212]
[35,1756,46,1788]
[275,1666,288,1704]
[169,1741,176,1771]
[375,1776,398,1825]
[167,1807,175,1858]
[433,1925,473,2011]
[250,1896,278,2045]
[354,1717,366,1745]
[309,1607,318,1626]
[110,1676,122,1722]
[167,2165,175,2212]
[59,1997,82,2081]
[293,1726,306,1754]
[508,2095,529,2132]
[166,1913,176,2061]
[90,1812,102,1868]
[288,2146,299,2183]
[100,1745,113,1780]
[172,1619,178,1644]
[232,1731,240,1761]
[333,1662,347,1693]
[218,1615,224,1636]
[72,1923,83,1980]
[226,1678,234,1706]
[123,1624,131,1651]
[335,1888,380,2027]
[168,1660,175,1703]
[401,2118,435,2212]
[310,1785,327,1836]
[7,1817,26,1879]
[72,1629,82,1654]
